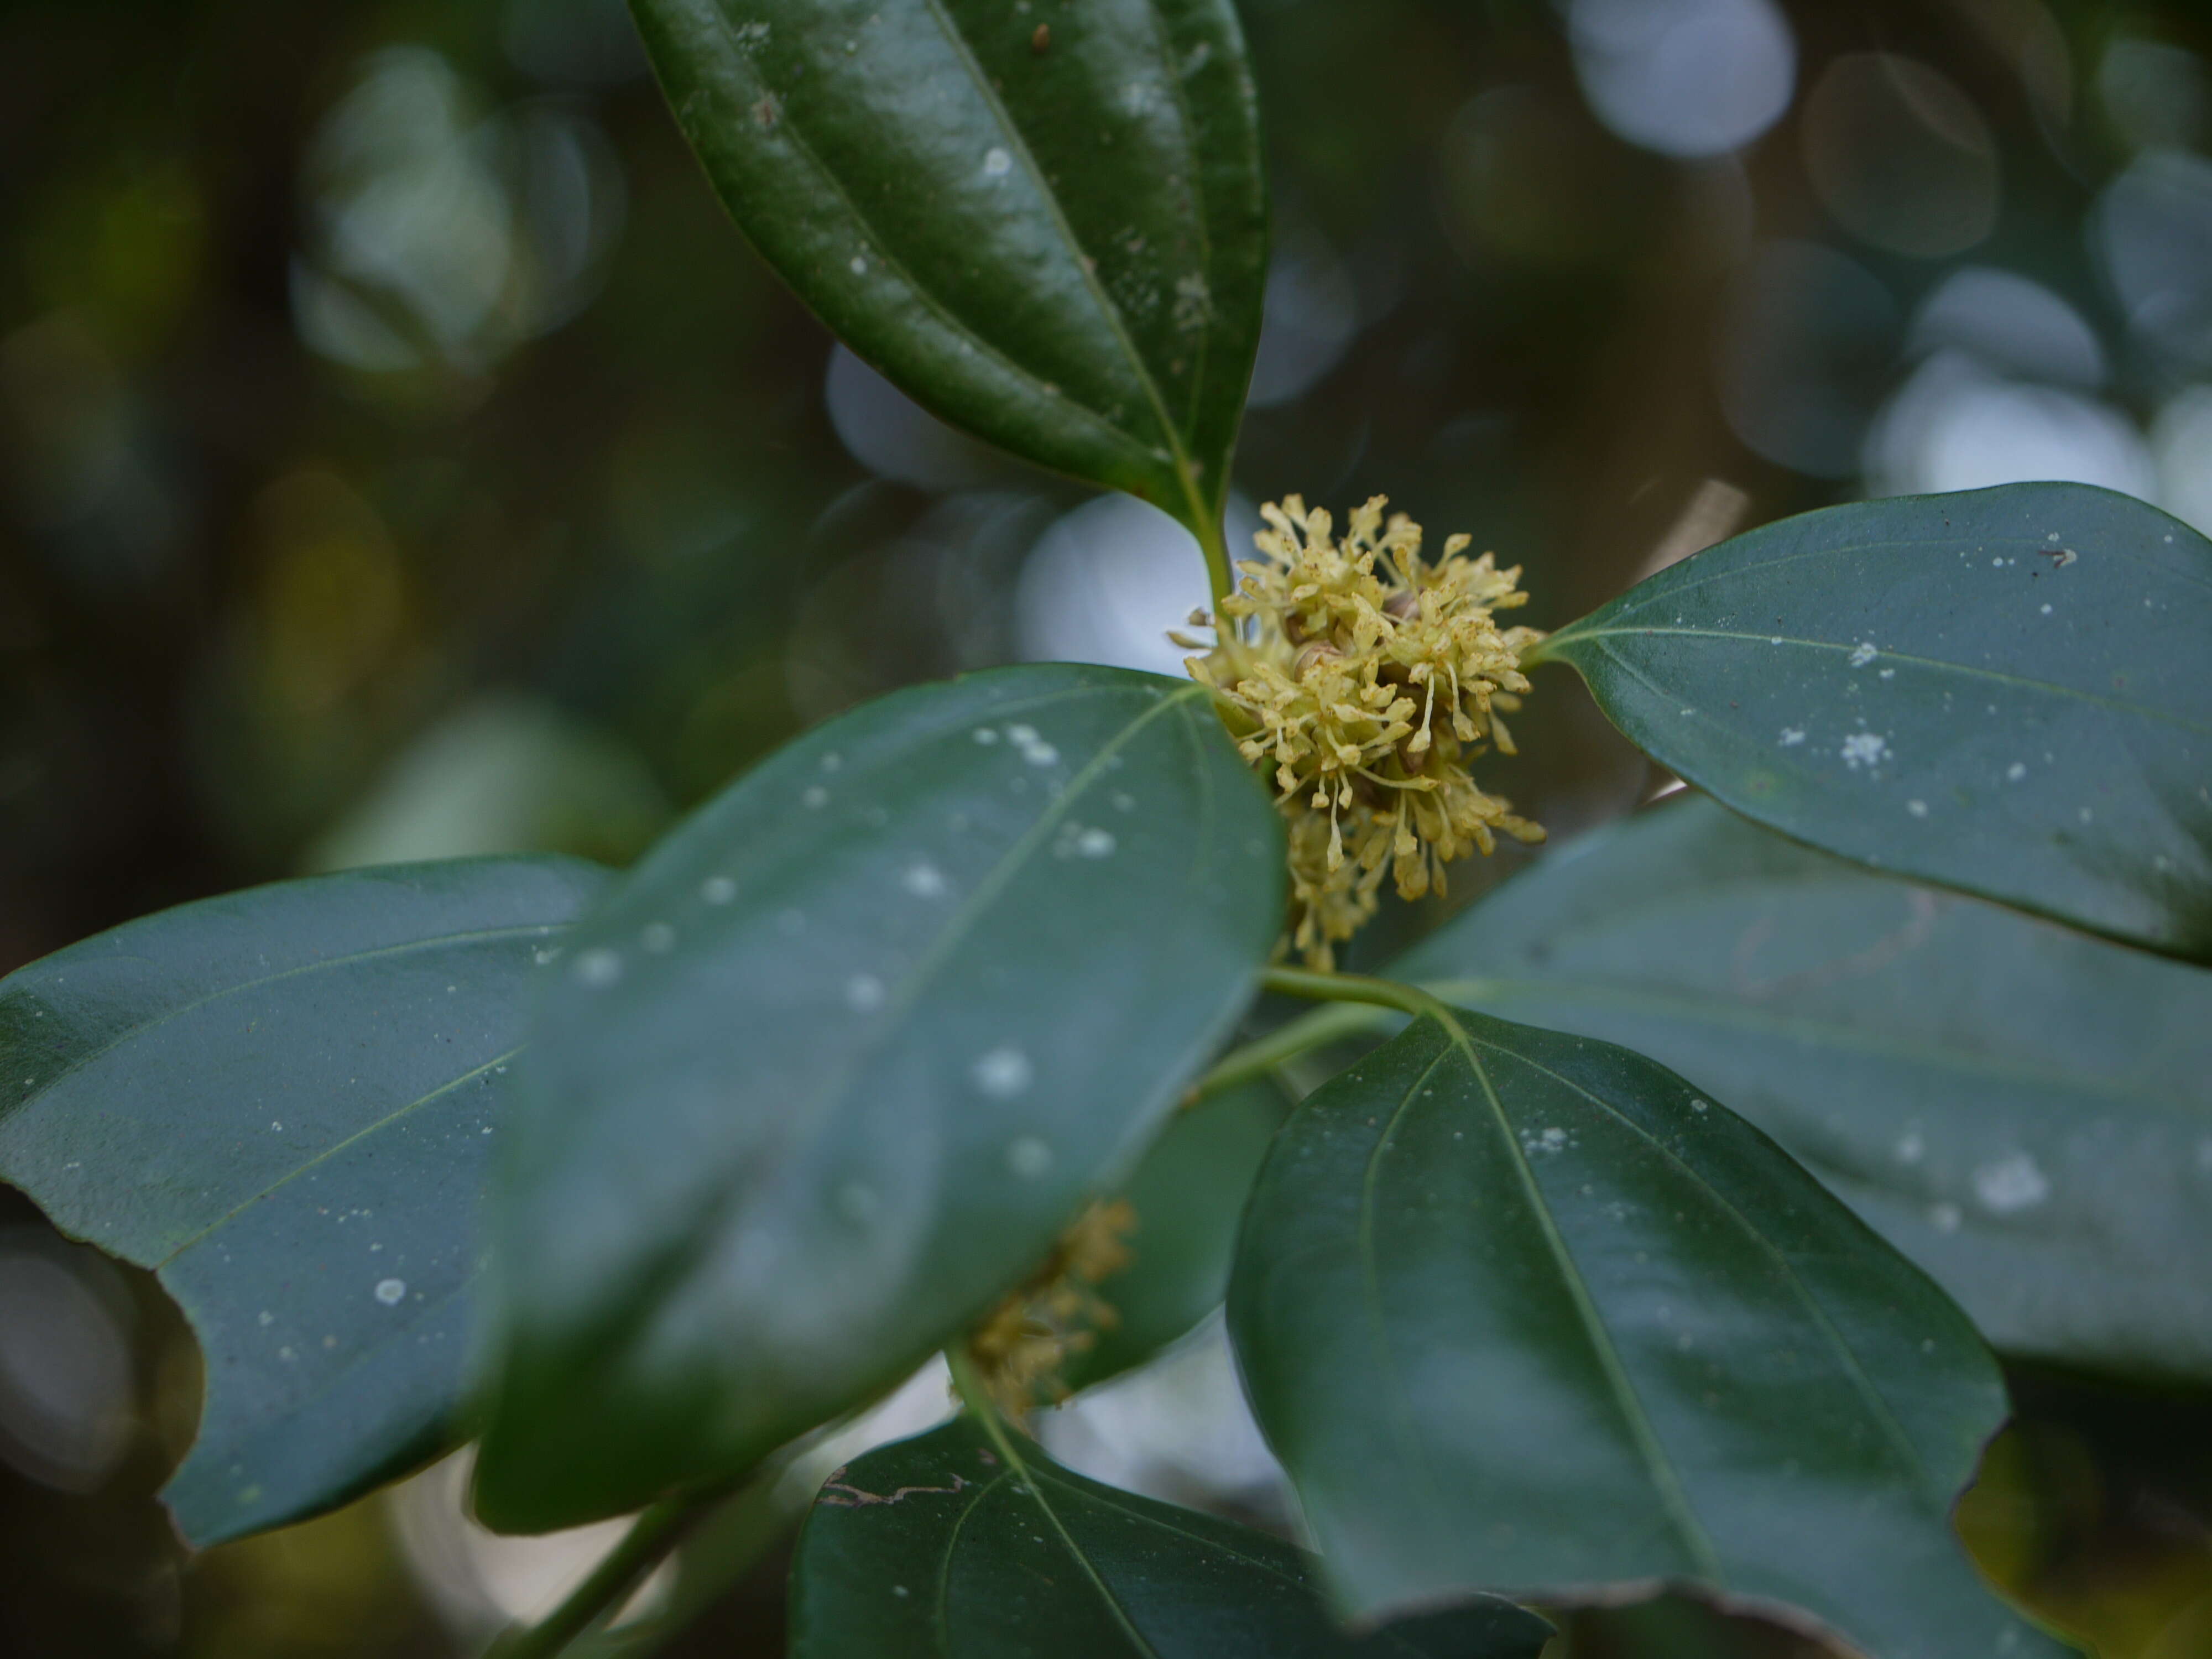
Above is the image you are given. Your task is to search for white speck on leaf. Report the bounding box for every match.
[903,860,948,899]
[973,1046,1034,1099]
[702,875,738,904]
[849,255,867,275]
[1779,728,1806,747]
[574,947,623,987]
[1930,1202,1963,1233]
[1973,1151,2050,1214]
[1840,732,1888,770]
[1849,641,1877,667]
[1005,1136,1052,1177]
[846,973,886,1012]
[2006,763,2027,781]
[374,1279,406,1305]
[802,785,830,808]
[1895,1130,1924,1164]
[973,727,999,745]
[1907,800,1928,818]
[983,146,1011,177]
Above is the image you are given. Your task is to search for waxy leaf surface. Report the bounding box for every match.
[631,0,1267,540]
[1230,1009,2074,1659]
[1398,797,2212,1385]
[788,1416,1552,1658]
[0,858,605,1546]
[478,665,1281,1530]
[1533,483,2212,960]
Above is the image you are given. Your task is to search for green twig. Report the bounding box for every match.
[1258,966,1447,1021]
[946,1343,1047,1493]
[1195,509,1234,611]
[484,1476,752,1659]
[1179,1000,1387,1108]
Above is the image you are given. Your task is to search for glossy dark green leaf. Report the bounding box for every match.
[1230,1008,2078,1659]
[1062,1077,1290,1394]
[631,0,1267,542]
[0,858,606,1546]
[1397,796,2212,1386]
[788,1415,1552,1658]
[477,665,1282,1531]
[1531,483,2212,961]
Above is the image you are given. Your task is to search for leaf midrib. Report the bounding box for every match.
[628,685,1212,1350]
[1466,1028,1944,1504]
[963,1412,1162,1657]
[1418,1011,1726,1580]
[1550,626,2212,738]
[2,920,567,1133]
[915,0,1207,523]
[154,1045,523,1269]
[1423,972,2189,1109]
[687,3,1159,469]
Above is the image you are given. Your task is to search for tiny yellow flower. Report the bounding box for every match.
[1182,495,1545,968]
[966,1199,1135,1418]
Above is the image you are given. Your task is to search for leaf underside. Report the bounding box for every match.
[1397,795,2212,1386]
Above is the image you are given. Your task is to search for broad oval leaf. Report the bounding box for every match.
[1229,1008,2078,1659]
[789,1415,1553,1658]
[1397,796,2212,1386]
[1531,483,2212,961]
[477,665,1282,1531]
[0,858,606,1546]
[632,0,1267,541]
[1062,1076,1290,1394]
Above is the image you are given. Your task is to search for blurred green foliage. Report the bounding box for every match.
[2,0,2209,1652]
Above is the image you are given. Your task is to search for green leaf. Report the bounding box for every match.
[1062,1076,1290,1394]
[630,0,1267,550]
[0,858,607,1547]
[1229,1008,2078,1659]
[1397,796,2212,1386]
[1531,483,2212,961]
[787,1415,1553,1658]
[477,665,1282,1531]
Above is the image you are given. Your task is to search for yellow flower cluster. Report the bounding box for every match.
[966,1199,1135,1418]
[1183,495,1545,969]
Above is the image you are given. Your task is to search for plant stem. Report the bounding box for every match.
[1195,509,1234,610]
[1180,1000,1387,1108]
[1259,966,1446,1021]
[485,1477,752,1659]
[946,1343,1038,1479]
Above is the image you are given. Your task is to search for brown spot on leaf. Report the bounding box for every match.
[1031,23,1051,53]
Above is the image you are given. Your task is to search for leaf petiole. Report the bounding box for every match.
[484,1467,774,1659]
[1257,965,1445,1021]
